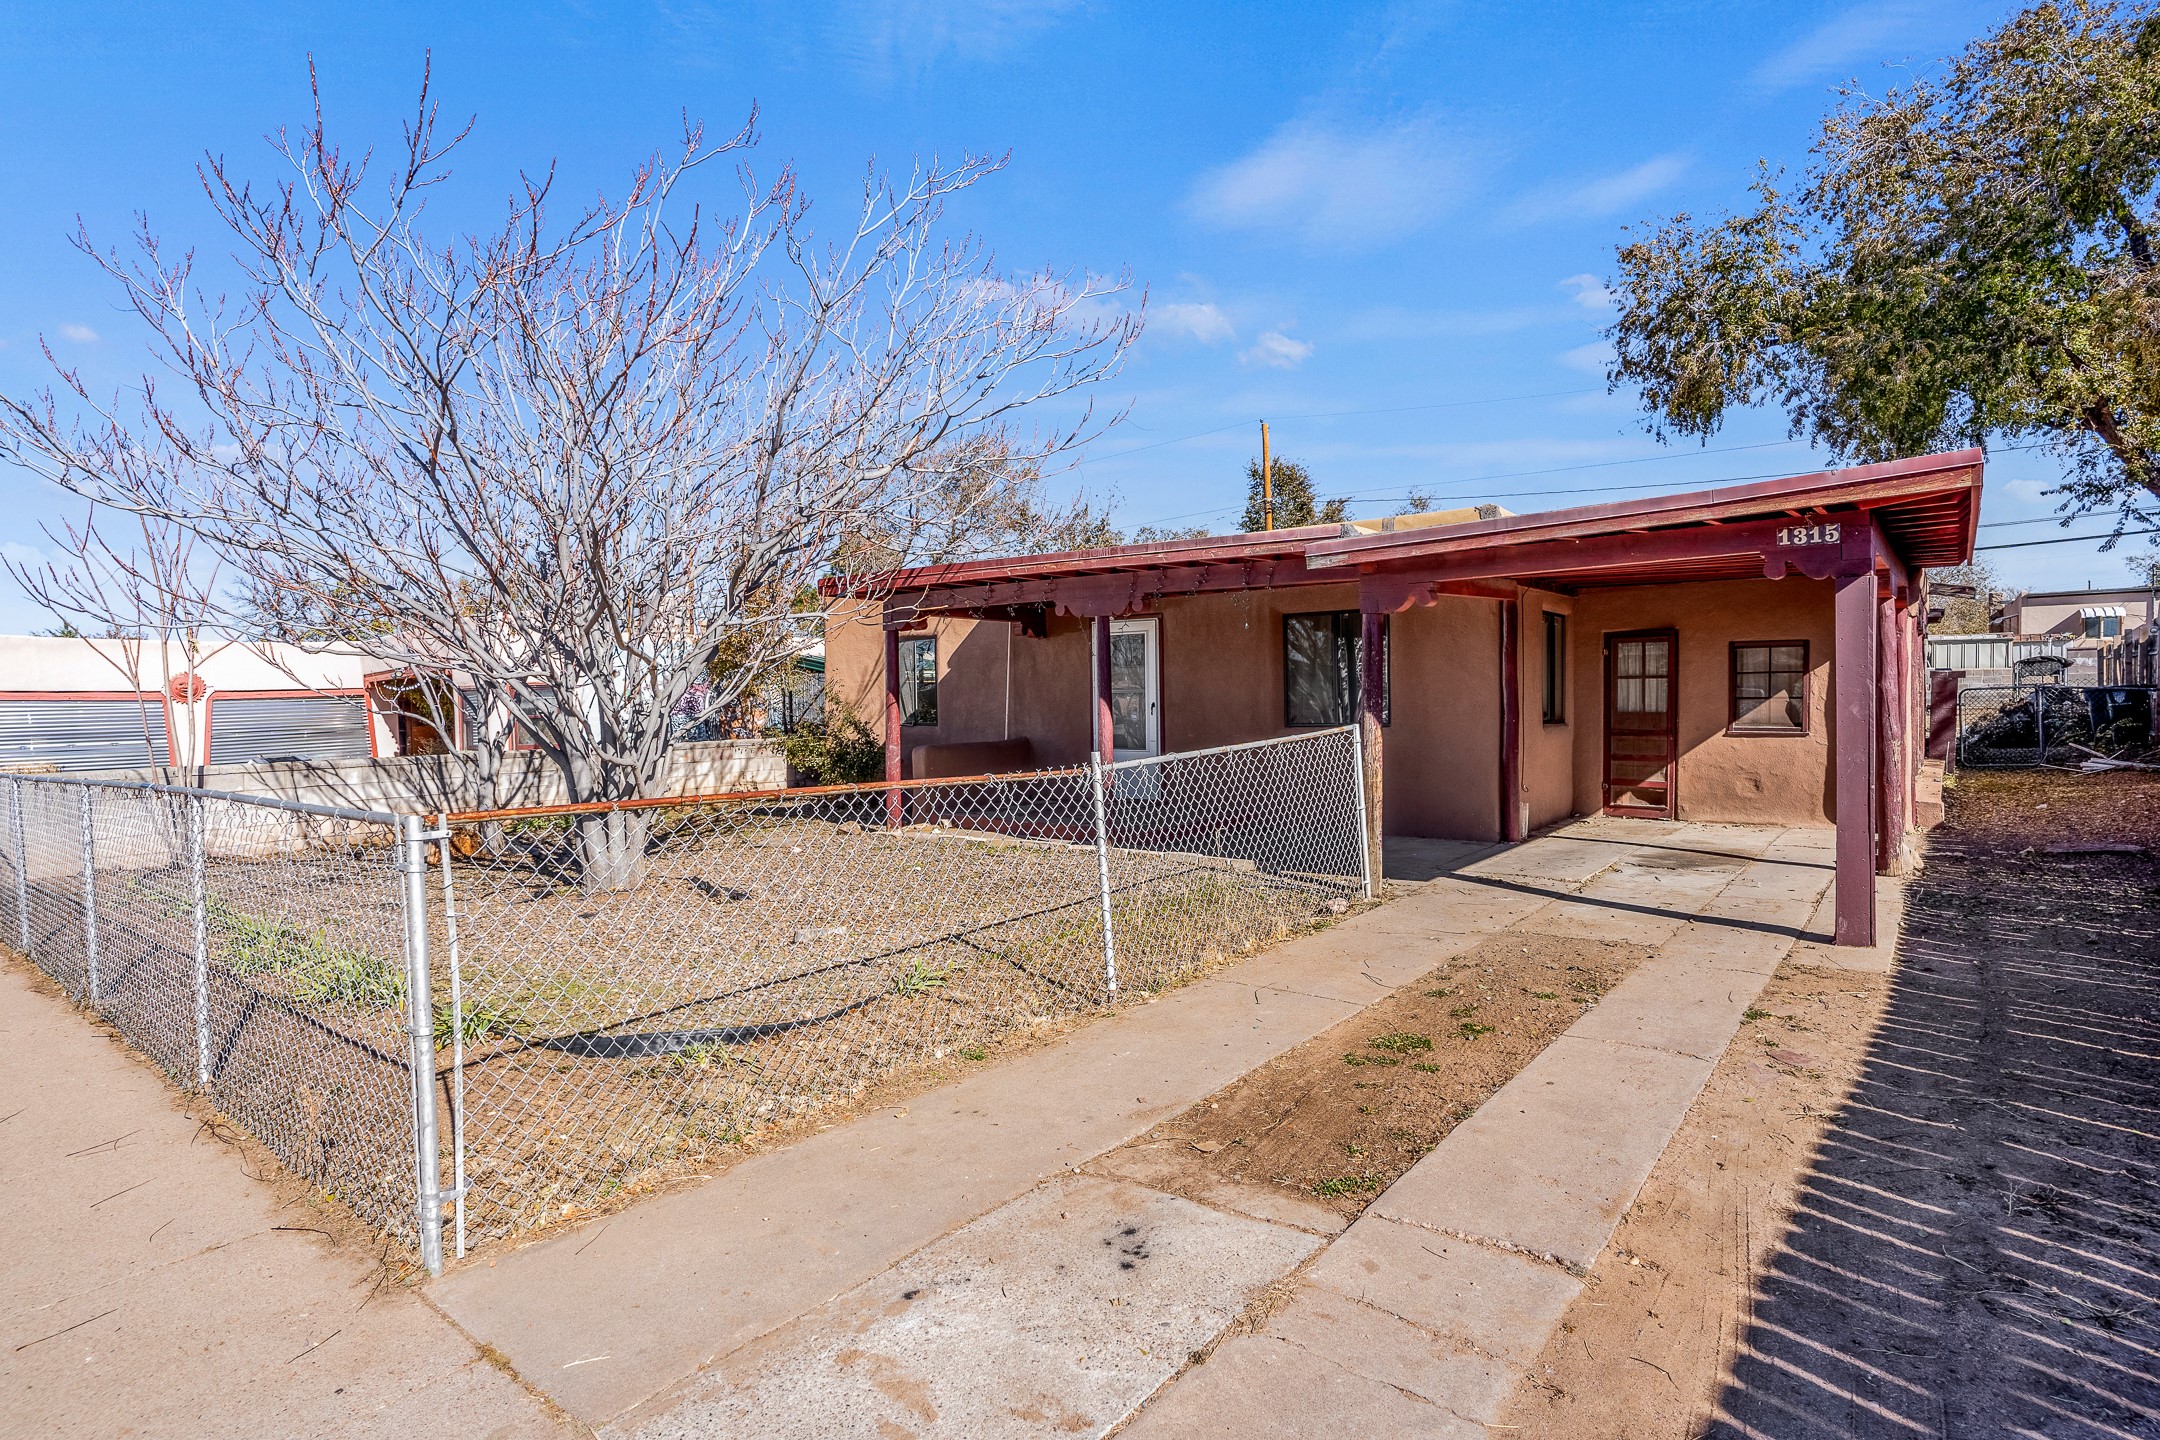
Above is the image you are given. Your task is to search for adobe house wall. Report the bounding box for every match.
[1518,588,1578,833]
[825,587,1506,840]
[1567,577,1838,826]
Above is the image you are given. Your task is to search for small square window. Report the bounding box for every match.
[1730,641,1808,733]
[899,635,937,726]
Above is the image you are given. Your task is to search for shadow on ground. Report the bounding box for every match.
[1710,830,2160,1437]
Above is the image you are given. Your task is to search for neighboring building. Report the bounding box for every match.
[824,450,1984,949]
[0,636,398,772]
[1995,584,2156,683]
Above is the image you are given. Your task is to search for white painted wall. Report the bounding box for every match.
[0,634,395,761]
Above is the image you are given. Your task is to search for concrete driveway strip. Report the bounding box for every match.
[1124,840,1846,1436]
[0,960,571,1440]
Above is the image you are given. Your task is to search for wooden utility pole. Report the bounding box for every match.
[1260,420,1274,531]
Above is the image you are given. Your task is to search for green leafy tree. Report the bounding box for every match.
[1927,560,2002,633]
[1240,457,1348,531]
[1608,2,2160,519]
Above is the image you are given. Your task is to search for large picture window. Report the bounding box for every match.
[1284,611,1388,727]
[899,635,938,726]
[1729,641,1808,734]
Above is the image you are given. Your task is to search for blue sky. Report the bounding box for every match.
[0,0,2129,631]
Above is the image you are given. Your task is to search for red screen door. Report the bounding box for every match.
[1604,630,1677,817]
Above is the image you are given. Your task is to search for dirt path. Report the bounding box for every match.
[1495,769,2160,1438]
[1090,932,1649,1224]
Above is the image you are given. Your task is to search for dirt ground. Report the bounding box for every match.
[1495,767,2160,1438]
[1093,931,1650,1222]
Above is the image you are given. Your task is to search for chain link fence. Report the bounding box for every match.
[0,726,1367,1269]
[0,776,424,1244]
[1954,682,2158,767]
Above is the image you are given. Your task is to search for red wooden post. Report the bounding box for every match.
[1093,613,1114,762]
[882,625,903,827]
[1359,604,1386,883]
[1499,594,1523,842]
[1875,585,1899,874]
[1833,570,1878,946]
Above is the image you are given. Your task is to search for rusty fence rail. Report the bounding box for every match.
[0,727,1367,1271]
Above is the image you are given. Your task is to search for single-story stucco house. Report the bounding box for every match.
[822,450,1983,947]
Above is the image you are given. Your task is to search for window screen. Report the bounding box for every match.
[1541,612,1567,724]
[899,636,937,726]
[1731,642,1808,732]
[1284,611,1387,727]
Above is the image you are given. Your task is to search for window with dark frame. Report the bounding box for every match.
[899,635,938,726]
[1729,641,1808,733]
[1541,611,1567,724]
[1283,611,1388,727]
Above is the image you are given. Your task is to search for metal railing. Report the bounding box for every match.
[0,726,1367,1271]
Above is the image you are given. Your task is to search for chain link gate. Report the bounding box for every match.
[1,727,1369,1271]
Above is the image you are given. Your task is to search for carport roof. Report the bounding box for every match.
[834,448,1981,602]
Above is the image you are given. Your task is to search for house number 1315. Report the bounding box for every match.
[1776,522,1841,546]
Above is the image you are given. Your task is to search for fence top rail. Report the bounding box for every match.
[1105,724,1354,772]
[437,726,1362,825]
[0,771,403,827]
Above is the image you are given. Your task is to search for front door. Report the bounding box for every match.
[1603,629,1677,817]
[1093,616,1161,762]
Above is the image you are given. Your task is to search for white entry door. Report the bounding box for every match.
[1093,616,1161,762]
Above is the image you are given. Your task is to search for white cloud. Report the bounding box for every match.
[2003,479,2058,504]
[1240,331,1313,369]
[821,0,1089,75]
[1751,3,1927,93]
[57,323,99,343]
[1153,301,1235,345]
[1506,153,1692,227]
[1558,340,1613,376]
[1189,115,1476,250]
[1558,274,1616,313]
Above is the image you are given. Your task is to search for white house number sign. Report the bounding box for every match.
[1775,522,1841,546]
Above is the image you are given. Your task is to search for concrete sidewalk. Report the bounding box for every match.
[0,961,575,1440]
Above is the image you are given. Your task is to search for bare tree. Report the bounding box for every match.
[4,507,233,779]
[0,68,1138,889]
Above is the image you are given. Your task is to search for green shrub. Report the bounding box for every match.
[783,710,886,786]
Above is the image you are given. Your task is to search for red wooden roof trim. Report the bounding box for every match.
[1307,450,1981,569]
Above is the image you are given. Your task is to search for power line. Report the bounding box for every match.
[1071,385,1603,469]
[1977,526,2158,552]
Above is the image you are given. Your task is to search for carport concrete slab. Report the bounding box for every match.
[1566,955,1774,1061]
[1512,895,1691,947]
[1367,1034,1713,1271]
[1381,836,1502,884]
[1461,836,1624,885]
[1649,920,1797,975]
[1118,1332,1474,1439]
[1354,883,1555,937]
[1301,1216,1582,1367]
[1114,1329,1468,1440]
[608,1176,1319,1440]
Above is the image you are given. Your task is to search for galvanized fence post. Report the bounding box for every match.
[432,813,470,1261]
[1348,725,1374,900]
[398,815,445,1276]
[79,785,100,1003]
[1089,753,1119,1000]
[9,778,28,957]
[189,795,211,1088]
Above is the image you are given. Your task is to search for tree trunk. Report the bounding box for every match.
[575,809,652,894]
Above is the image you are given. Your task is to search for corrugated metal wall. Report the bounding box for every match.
[205,694,373,765]
[0,698,175,771]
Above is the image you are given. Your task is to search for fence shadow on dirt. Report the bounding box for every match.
[1705,833,2160,1437]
